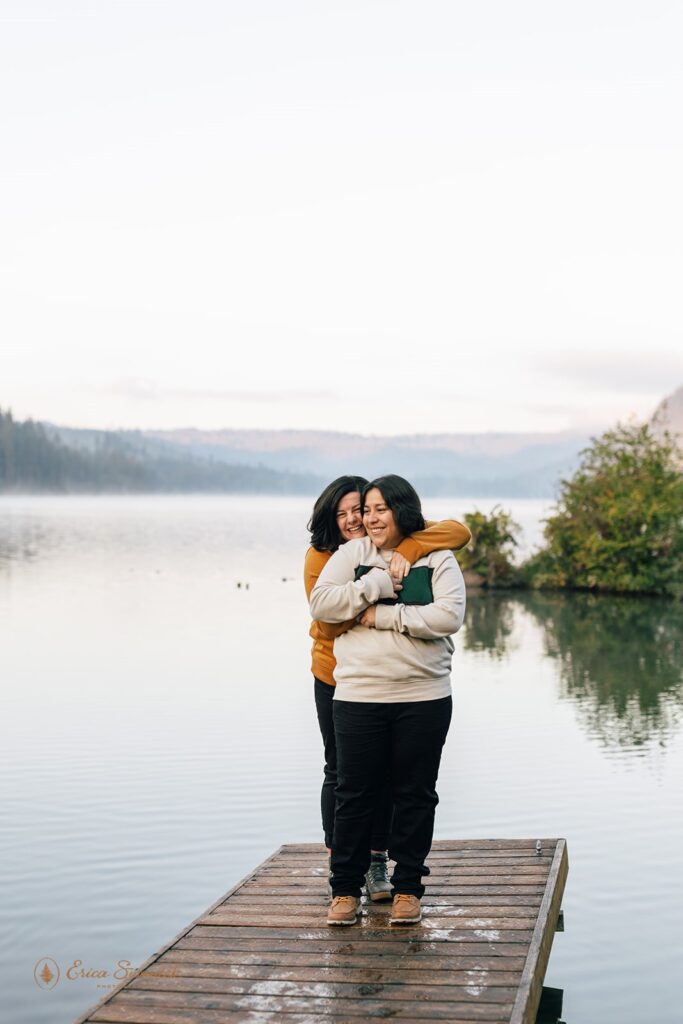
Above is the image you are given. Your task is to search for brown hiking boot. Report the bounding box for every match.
[327,895,361,926]
[390,893,422,925]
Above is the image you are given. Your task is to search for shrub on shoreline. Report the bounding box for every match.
[457,505,521,587]
[523,421,683,599]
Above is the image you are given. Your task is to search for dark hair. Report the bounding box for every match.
[361,474,425,537]
[308,475,369,553]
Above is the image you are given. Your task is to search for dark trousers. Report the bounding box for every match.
[331,696,452,899]
[314,677,393,851]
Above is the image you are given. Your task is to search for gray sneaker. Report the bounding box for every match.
[364,852,393,902]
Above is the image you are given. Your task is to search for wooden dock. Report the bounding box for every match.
[75,838,568,1024]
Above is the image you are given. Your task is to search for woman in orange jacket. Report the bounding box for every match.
[304,475,470,899]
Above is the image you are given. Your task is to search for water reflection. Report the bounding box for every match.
[0,512,48,566]
[465,589,683,749]
[460,590,518,660]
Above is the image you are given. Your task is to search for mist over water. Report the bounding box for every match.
[1,495,681,1023]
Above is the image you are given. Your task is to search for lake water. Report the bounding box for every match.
[1,495,681,1024]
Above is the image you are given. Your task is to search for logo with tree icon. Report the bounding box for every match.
[34,958,60,989]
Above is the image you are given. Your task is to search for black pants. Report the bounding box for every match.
[314,678,393,850]
[331,696,452,899]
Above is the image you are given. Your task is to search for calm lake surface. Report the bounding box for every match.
[1,495,682,1024]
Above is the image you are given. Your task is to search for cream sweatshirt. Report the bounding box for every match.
[309,536,466,703]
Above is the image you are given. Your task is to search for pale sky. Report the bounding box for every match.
[2,1,682,435]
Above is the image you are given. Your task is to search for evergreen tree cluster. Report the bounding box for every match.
[0,408,320,494]
[1,409,90,489]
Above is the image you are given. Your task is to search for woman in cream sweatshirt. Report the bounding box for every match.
[304,476,470,902]
[310,475,466,926]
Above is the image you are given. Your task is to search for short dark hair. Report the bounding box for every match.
[362,475,425,537]
[308,475,369,552]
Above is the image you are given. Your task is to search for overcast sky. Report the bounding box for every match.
[2,1,682,436]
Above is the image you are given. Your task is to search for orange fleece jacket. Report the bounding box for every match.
[303,518,471,686]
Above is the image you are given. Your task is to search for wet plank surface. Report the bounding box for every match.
[75,839,568,1024]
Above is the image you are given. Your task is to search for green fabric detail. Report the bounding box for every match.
[354,564,434,605]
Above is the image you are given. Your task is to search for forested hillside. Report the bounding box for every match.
[0,409,321,494]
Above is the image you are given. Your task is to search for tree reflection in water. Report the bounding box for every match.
[463,589,683,749]
[460,590,518,660]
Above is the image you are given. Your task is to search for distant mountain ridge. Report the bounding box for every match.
[144,426,584,456]
[142,427,591,497]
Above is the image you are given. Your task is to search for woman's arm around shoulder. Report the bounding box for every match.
[395,518,471,564]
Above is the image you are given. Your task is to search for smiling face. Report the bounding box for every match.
[335,490,365,543]
[362,487,404,549]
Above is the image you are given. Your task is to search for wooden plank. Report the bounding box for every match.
[280,839,559,852]
[187,925,535,943]
[227,893,544,907]
[241,880,546,890]
[244,867,547,879]
[201,913,540,929]
[160,950,528,972]
[127,975,520,1003]
[202,912,537,930]
[276,850,554,860]
[256,866,550,878]
[90,1008,512,1024]
[273,858,553,869]
[99,988,516,1020]
[144,962,524,985]
[253,876,546,887]
[90,1012,509,1024]
[509,839,568,1024]
[222,898,541,913]
[91,1013,509,1024]
[237,884,547,895]
[174,935,530,957]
